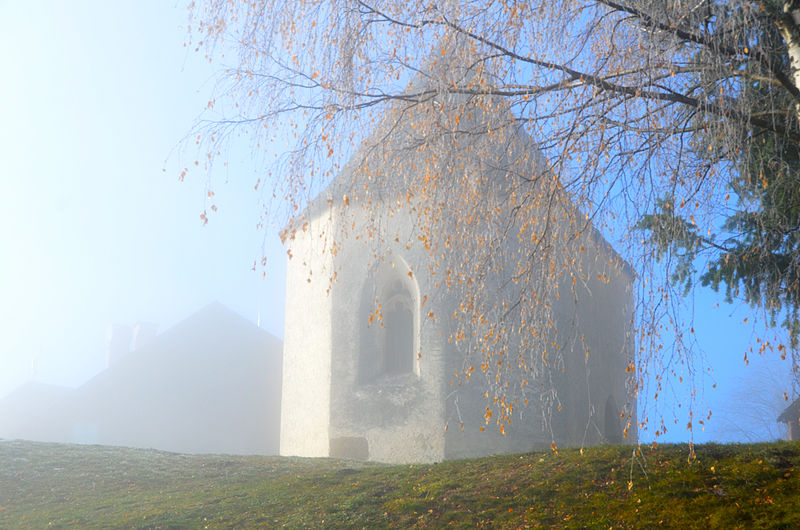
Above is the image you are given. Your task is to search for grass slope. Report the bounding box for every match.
[1,440,798,528]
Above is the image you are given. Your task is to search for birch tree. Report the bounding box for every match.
[184,0,800,438]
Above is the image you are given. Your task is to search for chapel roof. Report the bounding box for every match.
[284,39,635,280]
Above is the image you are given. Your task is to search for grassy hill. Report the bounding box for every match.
[1,439,797,528]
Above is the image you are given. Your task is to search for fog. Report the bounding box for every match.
[0,1,795,455]
[0,1,285,454]
[0,303,282,454]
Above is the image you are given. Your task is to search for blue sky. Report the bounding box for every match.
[0,1,793,444]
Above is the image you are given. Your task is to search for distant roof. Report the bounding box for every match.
[777,397,800,423]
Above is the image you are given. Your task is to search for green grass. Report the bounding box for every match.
[1,440,798,528]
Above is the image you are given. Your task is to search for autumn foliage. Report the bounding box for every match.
[184,1,800,437]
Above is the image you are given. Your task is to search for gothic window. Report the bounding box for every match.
[359,255,420,381]
[383,280,414,374]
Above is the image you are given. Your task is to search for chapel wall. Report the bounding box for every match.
[280,213,336,457]
[326,199,447,463]
[281,83,636,462]
[439,127,558,458]
[552,225,637,446]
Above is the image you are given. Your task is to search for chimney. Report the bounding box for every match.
[132,322,158,351]
[106,324,132,368]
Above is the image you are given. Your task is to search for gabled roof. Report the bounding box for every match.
[285,36,503,228]
[284,39,634,280]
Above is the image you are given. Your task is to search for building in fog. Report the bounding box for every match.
[778,397,800,441]
[0,381,72,443]
[0,303,282,455]
[280,55,637,464]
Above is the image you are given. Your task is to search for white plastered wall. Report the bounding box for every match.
[326,202,447,464]
[552,225,636,446]
[280,213,336,457]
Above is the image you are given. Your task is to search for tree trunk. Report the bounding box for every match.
[777,2,800,120]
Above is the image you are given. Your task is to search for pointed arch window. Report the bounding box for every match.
[383,279,414,374]
[360,255,421,380]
